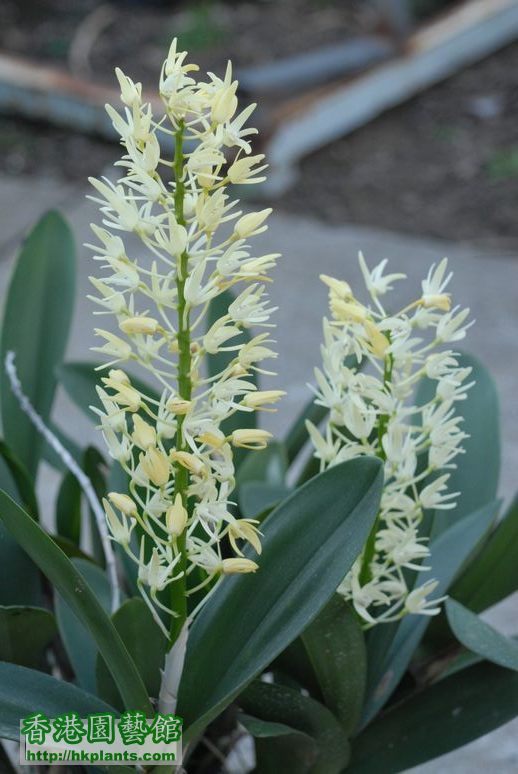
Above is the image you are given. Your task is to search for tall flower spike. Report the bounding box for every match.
[88,40,283,640]
[309,254,473,627]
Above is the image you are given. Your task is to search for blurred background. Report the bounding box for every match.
[0,0,517,245]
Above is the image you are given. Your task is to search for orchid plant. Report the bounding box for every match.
[0,41,515,774]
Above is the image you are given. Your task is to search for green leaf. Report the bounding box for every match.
[0,211,76,477]
[83,446,109,565]
[0,444,42,606]
[239,712,311,739]
[0,607,56,668]
[363,500,497,725]
[55,559,112,693]
[0,662,115,742]
[237,443,289,516]
[240,680,350,773]
[0,441,38,520]
[56,472,81,546]
[451,495,518,612]
[350,661,518,773]
[284,397,328,466]
[0,491,152,715]
[239,482,290,519]
[178,457,383,740]
[237,442,288,487]
[416,353,500,537]
[43,423,83,472]
[57,361,160,422]
[302,595,366,735]
[97,598,167,709]
[445,599,518,671]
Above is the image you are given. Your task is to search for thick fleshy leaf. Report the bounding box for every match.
[240,680,350,774]
[415,353,500,537]
[96,598,167,709]
[0,441,38,520]
[56,472,81,546]
[446,599,518,671]
[237,442,288,487]
[363,500,498,725]
[284,397,328,466]
[55,559,111,693]
[350,661,518,773]
[0,447,42,607]
[451,495,518,612]
[0,491,151,714]
[302,595,366,735]
[239,482,290,519]
[83,446,108,565]
[0,607,56,668]
[178,457,383,740]
[0,662,115,741]
[0,211,76,477]
[57,361,160,422]
[237,442,289,516]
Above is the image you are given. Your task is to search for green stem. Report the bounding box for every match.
[169,122,192,646]
[358,342,393,586]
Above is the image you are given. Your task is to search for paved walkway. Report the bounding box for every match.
[1,175,517,772]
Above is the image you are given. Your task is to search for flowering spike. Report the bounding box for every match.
[88,42,280,633]
[311,254,472,626]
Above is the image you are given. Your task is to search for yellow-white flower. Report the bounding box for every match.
[310,253,472,627]
[88,40,280,627]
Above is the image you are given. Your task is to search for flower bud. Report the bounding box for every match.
[132,415,156,449]
[140,447,170,487]
[330,299,367,324]
[211,84,238,124]
[170,450,206,476]
[119,316,159,336]
[234,209,272,239]
[166,397,193,415]
[166,493,188,537]
[230,428,272,450]
[108,491,137,516]
[115,67,142,107]
[420,293,451,311]
[107,368,130,385]
[221,557,259,574]
[241,390,286,411]
[320,274,353,300]
[363,320,390,358]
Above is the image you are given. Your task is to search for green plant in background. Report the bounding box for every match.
[0,41,516,774]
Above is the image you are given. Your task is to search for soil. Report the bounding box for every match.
[0,0,517,245]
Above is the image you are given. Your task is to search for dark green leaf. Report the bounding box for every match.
[0,491,152,714]
[55,559,111,693]
[237,442,288,487]
[43,422,83,471]
[0,211,76,477]
[178,457,383,740]
[56,472,81,545]
[350,661,518,773]
[239,482,290,519]
[284,397,328,466]
[240,680,350,774]
[0,441,38,520]
[57,361,160,422]
[0,662,115,741]
[0,445,42,606]
[97,598,167,709]
[302,595,366,734]
[83,446,109,565]
[0,607,56,668]
[416,353,500,537]
[239,712,310,739]
[363,500,497,725]
[446,599,518,671]
[451,495,518,612]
